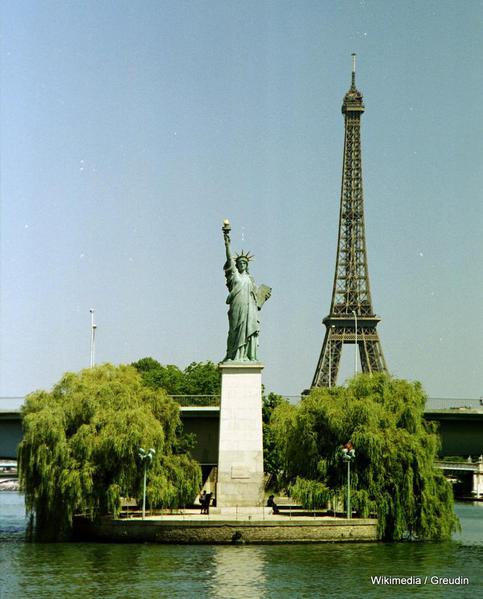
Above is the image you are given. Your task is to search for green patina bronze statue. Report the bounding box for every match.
[222,220,271,362]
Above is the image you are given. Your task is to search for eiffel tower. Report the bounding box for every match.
[312,55,387,388]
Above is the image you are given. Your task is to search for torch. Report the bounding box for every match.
[222,219,231,246]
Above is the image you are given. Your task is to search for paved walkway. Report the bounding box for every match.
[123,508,345,523]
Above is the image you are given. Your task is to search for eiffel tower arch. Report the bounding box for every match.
[312,55,387,388]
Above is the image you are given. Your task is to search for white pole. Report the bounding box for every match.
[90,309,97,368]
[329,325,335,387]
[347,460,351,519]
[329,336,331,388]
[352,310,358,376]
[142,462,147,520]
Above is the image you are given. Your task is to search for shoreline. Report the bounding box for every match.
[0,479,19,492]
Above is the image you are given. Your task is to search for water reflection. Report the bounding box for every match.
[208,545,267,598]
[453,501,483,545]
[0,491,26,542]
[1,494,482,598]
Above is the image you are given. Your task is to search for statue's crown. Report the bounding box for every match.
[235,250,254,262]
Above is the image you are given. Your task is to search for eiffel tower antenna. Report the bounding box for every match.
[311,55,387,388]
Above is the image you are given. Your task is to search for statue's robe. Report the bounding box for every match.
[224,258,259,361]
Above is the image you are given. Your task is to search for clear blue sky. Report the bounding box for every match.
[1,0,482,399]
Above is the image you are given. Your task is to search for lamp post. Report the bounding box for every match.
[341,444,355,519]
[89,309,97,368]
[139,447,156,519]
[352,310,358,376]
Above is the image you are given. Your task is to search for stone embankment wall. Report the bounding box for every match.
[0,479,19,491]
[74,517,378,544]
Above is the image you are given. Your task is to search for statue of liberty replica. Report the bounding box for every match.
[222,219,271,362]
[216,220,272,509]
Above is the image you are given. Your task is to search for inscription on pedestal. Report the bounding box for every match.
[231,465,250,479]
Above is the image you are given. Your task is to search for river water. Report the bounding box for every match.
[0,493,482,598]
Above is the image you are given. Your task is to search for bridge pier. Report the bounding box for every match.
[473,458,483,498]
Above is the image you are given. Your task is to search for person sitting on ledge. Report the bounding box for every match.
[267,494,279,514]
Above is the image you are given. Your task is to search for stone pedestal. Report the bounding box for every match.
[216,363,264,507]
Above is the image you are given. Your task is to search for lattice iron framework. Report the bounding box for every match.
[312,55,387,388]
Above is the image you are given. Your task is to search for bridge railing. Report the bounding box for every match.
[170,395,220,406]
[434,460,480,472]
[1,395,481,411]
[425,397,483,411]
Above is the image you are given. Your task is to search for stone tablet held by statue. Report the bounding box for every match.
[222,220,271,363]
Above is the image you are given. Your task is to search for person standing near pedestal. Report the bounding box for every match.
[216,220,272,508]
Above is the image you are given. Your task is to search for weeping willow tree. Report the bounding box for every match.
[18,364,201,540]
[270,373,459,541]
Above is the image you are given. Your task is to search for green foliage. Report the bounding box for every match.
[270,373,459,541]
[262,392,288,489]
[18,364,201,540]
[289,478,331,509]
[183,361,221,395]
[132,358,221,401]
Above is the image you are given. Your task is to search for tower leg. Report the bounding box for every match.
[312,328,342,388]
[359,336,387,374]
[313,323,386,388]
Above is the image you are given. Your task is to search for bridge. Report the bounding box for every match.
[2,397,483,495]
[0,398,220,466]
[424,406,483,457]
[435,460,483,498]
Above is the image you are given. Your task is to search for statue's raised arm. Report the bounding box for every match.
[223,220,232,263]
[221,220,271,363]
